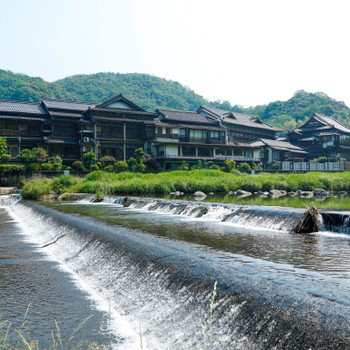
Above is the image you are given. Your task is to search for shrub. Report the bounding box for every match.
[91,164,99,170]
[116,161,128,172]
[18,149,36,164]
[51,175,78,194]
[134,148,147,163]
[22,178,51,199]
[0,164,24,175]
[178,161,189,170]
[82,152,96,169]
[41,163,53,170]
[134,163,146,173]
[72,161,84,171]
[31,147,48,164]
[145,157,161,171]
[127,157,137,171]
[191,160,203,170]
[25,163,39,172]
[237,162,251,173]
[104,164,115,172]
[223,159,236,172]
[100,156,115,167]
[49,155,63,171]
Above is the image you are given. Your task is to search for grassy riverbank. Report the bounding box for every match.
[21,170,350,199]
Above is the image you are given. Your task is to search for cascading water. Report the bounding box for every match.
[4,199,350,349]
[0,193,21,208]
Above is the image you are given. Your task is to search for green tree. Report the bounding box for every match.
[237,162,251,173]
[49,155,63,171]
[116,161,128,172]
[18,149,36,164]
[82,152,96,169]
[223,159,236,172]
[0,137,10,163]
[31,147,48,165]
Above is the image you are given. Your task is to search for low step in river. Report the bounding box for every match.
[1,195,350,349]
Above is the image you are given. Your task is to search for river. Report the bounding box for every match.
[1,195,350,349]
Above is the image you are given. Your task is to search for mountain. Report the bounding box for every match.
[0,69,349,130]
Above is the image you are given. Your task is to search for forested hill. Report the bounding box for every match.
[0,69,349,130]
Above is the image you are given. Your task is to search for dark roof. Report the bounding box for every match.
[250,138,307,154]
[157,109,219,125]
[299,113,350,134]
[198,106,282,132]
[154,119,223,131]
[0,100,46,115]
[0,115,44,121]
[42,99,95,112]
[49,111,84,118]
[95,94,145,111]
[91,107,155,116]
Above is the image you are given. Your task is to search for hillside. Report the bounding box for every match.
[0,69,349,130]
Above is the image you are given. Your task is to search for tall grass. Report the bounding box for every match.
[21,170,350,199]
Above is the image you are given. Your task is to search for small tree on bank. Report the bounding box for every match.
[82,152,96,169]
[0,137,11,163]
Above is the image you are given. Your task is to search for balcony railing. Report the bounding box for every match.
[157,154,260,162]
[0,129,18,136]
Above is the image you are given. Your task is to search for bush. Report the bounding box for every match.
[72,161,84,171]
[100,156,115,167]
[116,161,128,172]
[22,178,51,200]
[49,155,62,171]
[237,162,251,173]
[223,159,236,172]
[191,160,203,170]
[31,147,48,164]
[0,153,10,164]
[41,163,53,170]
[178,161,189,170]
[91,164,99,170]
[18,149,36,164]
[104,164,115,172]
[134,163,146,173]
[0,164,24,175]
[51,175,78,194]
[127,157,137,171]
[25,163,39,172]
[82,152,96,169]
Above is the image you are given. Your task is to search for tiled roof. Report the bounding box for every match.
[157,109,218,125]
[49,111,83,118]
[313,113,350,134]
[250,138,307,153]
[199,106,282,132]
[91,107,156,116]
[0,115,44,121]
[154,119,223,131]
[42,99,95,112]
[0,100,46,115]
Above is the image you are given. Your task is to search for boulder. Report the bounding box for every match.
[236,189,252,198]
[228,190,234,195]
[300,191,314,199]
[339,191,347,196]
[314,188,330,197]
[288,191,297,197]
[270,189,287,198]
[0,187,16,195]
[193,191,206,200]
[209,192,214,195]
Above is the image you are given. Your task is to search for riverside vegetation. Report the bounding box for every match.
[21,169,350,200]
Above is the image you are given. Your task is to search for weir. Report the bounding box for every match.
[6,199,350,349]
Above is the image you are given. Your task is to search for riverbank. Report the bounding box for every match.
[21,170,350,200]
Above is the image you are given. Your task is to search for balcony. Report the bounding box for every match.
[157,154,260,162]
[0,129,18,136]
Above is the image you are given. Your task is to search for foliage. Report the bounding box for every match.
[0,164,24,175]
[178,161,189,170]
[51,175,79,194]
[127,157,138,171]
[191,160,203,170]
[22,178,51,199]
[91,164,99,170]
[145,157,161,171]
[310,156,327,163]
[134,162,146,173]
[41,163,53,170]
[0,137,11,163]
[134,148,147,163]
[31,147,48,164]
[237,162,251,173]
[100,156,115,167]
[25,163,39,172]
[18,149,36,164]
[116,161,128,172]
[82,152,96,169]
[104,164,115,172]
[72,161,84,171]
[49,155,63,171]
[222,159,236,172]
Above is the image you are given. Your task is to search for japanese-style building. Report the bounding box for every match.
[287,113,350,160]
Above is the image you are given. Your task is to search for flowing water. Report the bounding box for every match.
[2,195,350,349]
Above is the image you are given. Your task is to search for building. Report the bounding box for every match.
[197,106,281,143]
[287,113,350,161]
[153,108,260,168]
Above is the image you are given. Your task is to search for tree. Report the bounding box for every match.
[49,155,62,171]
[116,161,128,172]
[82,152,96,169]
[134,148,147,163]
[127,157,137,171]
[31,147,48,164]
[237,162,251,173]
[18,149,36,164]
[223,159,236,172]
[0,137,10,163]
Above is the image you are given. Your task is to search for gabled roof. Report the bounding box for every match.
[42,99,95,112]
[299,113,350,134]
[250,138,307,154]
[198,106,282,132]
[0,100,46,115]
[156,108,219,126]
[95,94,145,111]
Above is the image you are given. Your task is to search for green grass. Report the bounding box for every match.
[20,170,350,200]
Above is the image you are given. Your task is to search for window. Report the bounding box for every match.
[244,150,253,158]
[210,131,219,139]
[9,146,19,157]
[158,127,163,135]
[182,146,196,156]
[198,148,211,157]
[179,129,186,137]
[166,128,171,134]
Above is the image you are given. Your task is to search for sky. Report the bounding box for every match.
[1,0,350,107]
